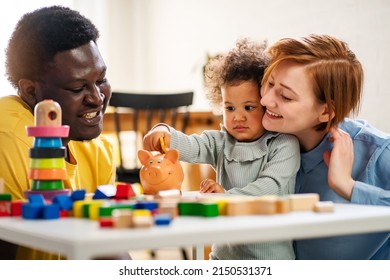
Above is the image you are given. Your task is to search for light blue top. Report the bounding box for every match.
[170,126,300,259]
[295,118,390,259]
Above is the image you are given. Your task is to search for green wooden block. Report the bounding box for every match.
[99,202,136,217]
[0,193,12,201]
[178,201,219,217]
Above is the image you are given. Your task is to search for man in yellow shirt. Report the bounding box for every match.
[0,6,116,259]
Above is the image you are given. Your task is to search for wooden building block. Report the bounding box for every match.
[253,196,278,214]
[155,189,181,199]
[52,194,73,210]
[157,199,179,218]
[93,184,116,199]
[22,204,43,219]
[11,200,24,216]
[112,209,133,228]
[136,200,158,212]
[276,197,291,213]
[226,199,253,216]
[115,183,136,199]
[98,202,136,217]
[288,193,320,211]
[132,209,153,227]
[314,201,334,213]
[0,193,12,202]
[178,201,219,217]
[71,189,86,201]
[154,213,172,226]
[99,217,114,228]
[42,204,60,219]
[0,201,11,216]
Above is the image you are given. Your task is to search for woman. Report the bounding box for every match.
[260,34,390,259]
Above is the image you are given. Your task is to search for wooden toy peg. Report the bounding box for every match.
[34,99,62,127]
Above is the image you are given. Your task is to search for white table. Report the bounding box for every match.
[1,200,390,259]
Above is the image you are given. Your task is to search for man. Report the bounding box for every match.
[0,6,116,259]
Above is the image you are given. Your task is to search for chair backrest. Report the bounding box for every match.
[108,91,194,175]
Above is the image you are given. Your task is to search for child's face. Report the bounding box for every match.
[221,81,266,142]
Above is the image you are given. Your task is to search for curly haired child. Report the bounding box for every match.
[143,38,300,259]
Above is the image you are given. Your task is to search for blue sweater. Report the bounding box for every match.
[295,119,390,259]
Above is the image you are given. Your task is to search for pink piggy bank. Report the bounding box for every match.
[138,149,184,195]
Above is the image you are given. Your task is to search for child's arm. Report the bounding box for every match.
[143,124,171,153]
[200,178,225,193]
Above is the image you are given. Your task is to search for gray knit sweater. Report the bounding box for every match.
[169,126,300,259]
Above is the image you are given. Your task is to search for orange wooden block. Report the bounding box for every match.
[276,197,291,213]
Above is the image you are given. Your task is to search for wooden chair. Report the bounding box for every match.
[108,91,194,184]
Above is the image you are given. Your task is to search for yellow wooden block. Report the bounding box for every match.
[72,200,87,218]
[289,193,320,211]
[132,215,154,228]
[133,209,152,217]
[88,200,105,220]
[314,201,334,213]
[216,199,228,215]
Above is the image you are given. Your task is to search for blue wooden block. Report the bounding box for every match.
[71,189,86,201]
[52,194,73,210]
[154,214,172,226]
[42,204,60,219]
[22,204,43,219]
[136,200,158,211]
[28,194,45,205]
[93,184,116,199]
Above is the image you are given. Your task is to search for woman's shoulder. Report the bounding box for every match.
[340,118,390,145]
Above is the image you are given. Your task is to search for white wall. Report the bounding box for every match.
[1,0,390,131]
[105,0,390,132]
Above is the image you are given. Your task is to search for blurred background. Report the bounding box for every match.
[1,0,389,131]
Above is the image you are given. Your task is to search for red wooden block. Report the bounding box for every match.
[0,201,11,216]
[60,210,70,218]
[99,218,114,228]
[115,183,136,199]
[11,200,24,216]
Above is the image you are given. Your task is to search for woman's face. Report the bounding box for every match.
[260,61,329,142]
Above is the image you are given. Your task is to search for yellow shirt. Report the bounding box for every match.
[0,95,116,259]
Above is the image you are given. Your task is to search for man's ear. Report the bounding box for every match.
[318,103,335,123]
[18,79,38,109]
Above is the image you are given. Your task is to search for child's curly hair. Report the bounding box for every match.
[204,38,268,114]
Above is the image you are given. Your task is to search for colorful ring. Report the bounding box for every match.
[29,168,67,180]
[30,158,66,169]
[26,125,69,138]
[31,180,65,191]
[29,147,66,158]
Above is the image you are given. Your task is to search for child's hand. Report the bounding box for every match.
[200,178,225,193]
[143,125,171,153]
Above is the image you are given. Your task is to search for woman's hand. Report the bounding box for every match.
[323,127,355,200]
[200,178,225,193]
